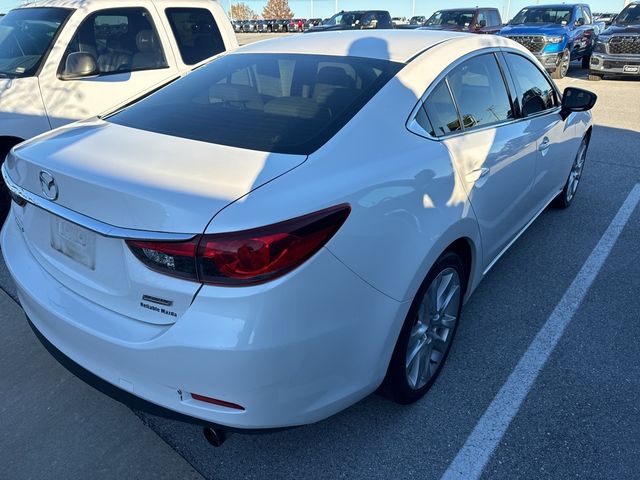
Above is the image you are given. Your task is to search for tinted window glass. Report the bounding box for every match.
[506,53,557,117]
[423,80,461,137]
[446,54,513,131]
[166,8,224,65]
[616,4,640,24]
[0,7,71,77]
[62,8,167,75]
[489,11,501,26]
[109,53,402,154]
[511,7,573,25]
[425,10,475,27]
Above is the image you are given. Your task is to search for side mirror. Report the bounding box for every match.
[560,87,597,120]
[478,19,487,28]
[61,52,99,80]
[575,17,585,26]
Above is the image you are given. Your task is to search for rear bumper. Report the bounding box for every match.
[590,52,640,76]
[1,206,406,429]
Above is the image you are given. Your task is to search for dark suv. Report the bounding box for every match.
[590,1,640,79]
[421,8,503,34]
[305,10,392,32]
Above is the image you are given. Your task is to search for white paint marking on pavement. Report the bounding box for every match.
[442,183,640,480]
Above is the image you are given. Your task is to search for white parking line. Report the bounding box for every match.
[441,184,640,480]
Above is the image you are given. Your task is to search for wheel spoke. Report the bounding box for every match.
[405,266,462,390]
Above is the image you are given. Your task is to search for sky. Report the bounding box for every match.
[0,0,632,19]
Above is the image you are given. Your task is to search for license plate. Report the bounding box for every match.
[50,217,96,270]
[623,65,639,74]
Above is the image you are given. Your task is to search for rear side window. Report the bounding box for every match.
[421,81,461,137]
[505,53,557,117]
[446,54,513,131]
[166,8,225,65]
[108,53,402,154]
[61,7,167,75]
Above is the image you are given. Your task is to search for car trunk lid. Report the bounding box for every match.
[5,120,305,325]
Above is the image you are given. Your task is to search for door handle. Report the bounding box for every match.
[538,137,550,152]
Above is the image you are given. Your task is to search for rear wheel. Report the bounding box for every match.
[383,252,465,404]
[551,49,571,79]
[552,135,589,209]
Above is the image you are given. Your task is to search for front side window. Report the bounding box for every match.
[108,53,402,154]
[446,54,513,131]
[61,8,167,76]
[0,7,71,78]
[581,7,592,24]
[166,8,224,65]
[505,53,557,117]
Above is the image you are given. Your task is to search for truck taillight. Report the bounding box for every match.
[127,204,350,286]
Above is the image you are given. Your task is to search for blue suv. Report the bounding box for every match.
[499,4,597,78]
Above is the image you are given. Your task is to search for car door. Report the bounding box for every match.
[415,52,538,269]
[38,5,179,129]
[501,51,581,212]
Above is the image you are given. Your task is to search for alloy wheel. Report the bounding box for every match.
[405,268,461,390]
[566,141,587,203]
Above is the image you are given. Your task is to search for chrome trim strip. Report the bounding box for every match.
[1,162,197,241]
[482,193,559,276]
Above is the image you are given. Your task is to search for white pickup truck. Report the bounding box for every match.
[0,0,237,218]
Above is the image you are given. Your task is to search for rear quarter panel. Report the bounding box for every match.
[205,38,514,305]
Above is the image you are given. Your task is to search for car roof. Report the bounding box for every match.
[233,30,471,64]
[14,0,213,8]
[522,3,582,8]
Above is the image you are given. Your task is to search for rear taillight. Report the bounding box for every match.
[126,204,350,286]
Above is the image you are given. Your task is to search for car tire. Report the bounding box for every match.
[383,251,466,404]
[588,73,603,81]
[581,55,591,69]
[552,135,590,209]
[551,48,571,79]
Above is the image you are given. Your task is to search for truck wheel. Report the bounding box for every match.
[551,48,571,79]
[581,55,591,69]
[588,73,603,81]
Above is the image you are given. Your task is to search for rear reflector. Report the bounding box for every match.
[127,204,350,286]
[191,393,245,411]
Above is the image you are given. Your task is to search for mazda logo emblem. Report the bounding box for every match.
[39,170,58,201]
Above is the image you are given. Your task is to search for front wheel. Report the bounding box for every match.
[383,252,465,404]
[552,135,589,209]
[551,48,571,79]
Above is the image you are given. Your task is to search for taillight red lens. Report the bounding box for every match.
[126,204,350,286]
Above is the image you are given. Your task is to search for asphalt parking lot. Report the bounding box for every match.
[1,34,639,479]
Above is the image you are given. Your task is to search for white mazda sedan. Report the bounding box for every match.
[1,31,595,437]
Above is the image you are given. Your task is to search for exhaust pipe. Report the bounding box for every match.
[203,426,229,447]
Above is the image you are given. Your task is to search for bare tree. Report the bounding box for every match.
[231,3,258,20]
[262,0,294,19]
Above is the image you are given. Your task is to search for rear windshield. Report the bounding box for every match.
[109,53,401,154]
